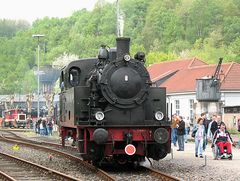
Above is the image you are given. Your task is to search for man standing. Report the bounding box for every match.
[177,116,185,151]
[171,114,179,147]
[201,112,210,150]
[207,114,220,140]
[217,115,223,127]
[210,114,218,136]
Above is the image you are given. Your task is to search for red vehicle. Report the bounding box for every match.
[3,109,27,128]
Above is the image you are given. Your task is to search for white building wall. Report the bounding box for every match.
[220,91,240,128]
[167,91,240,127]
[221,92,240,106]
[167,93,196,118]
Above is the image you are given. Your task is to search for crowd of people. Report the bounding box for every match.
[35,117,54,136]
[171,113,238,159]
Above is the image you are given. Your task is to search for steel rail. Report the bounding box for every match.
[0,133,115,181]
[143,166,181,181]
[0,152,81,181]
[1,130,181,181]
[1,129,77,151]
[0,170,16,181]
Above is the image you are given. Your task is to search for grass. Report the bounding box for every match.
[228,128,240,135]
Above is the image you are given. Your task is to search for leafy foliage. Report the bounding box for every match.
[0,0,240,94]
[0,19,30,37]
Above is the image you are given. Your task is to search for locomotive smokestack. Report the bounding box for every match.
[116,37,130,60]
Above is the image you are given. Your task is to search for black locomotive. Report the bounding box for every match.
[59,37,171,165]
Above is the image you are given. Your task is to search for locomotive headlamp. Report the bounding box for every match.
[95,111,105,121]
[154,111,164,121]
[123,54,131,62]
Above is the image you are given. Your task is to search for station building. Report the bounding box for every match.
[147,58,240,129]
[0,65,60,117]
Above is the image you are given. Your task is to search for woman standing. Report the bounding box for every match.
[192,117,206,158]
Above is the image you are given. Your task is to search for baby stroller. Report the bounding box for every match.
[212,142,233,160]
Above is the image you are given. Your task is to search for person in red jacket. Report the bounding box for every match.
[213,122,233,158]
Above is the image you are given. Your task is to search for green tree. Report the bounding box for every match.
[121,0,151,44]
[187,0,224,43]
[142,0,182,51]
[0,19,30,37]
[229,37,240,62]
[223,17,240,45]
[146,51,177,66]
[1,0,240,93]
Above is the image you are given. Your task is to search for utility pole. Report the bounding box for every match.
[116,0,123,37]
[117,0,120,37]
[32,34,45,119]
[116,0,124,37]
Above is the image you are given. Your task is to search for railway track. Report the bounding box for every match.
[143,166,181,181]
[103,164,181,181]
[0,130,115,181]
[0,129,77,153]
[0,152,80,181]
[0,130,181,181]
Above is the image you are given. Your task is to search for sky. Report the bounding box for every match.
[0,0,114,23]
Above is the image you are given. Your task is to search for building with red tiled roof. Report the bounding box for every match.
[147,58,240,129]
[148,57,207,83]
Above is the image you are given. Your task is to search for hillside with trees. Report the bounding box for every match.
[0,0,239,94]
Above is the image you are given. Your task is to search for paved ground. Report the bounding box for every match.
[142,135,240,181]
[170,134,240,165]
[4,128,240,180]
[170,140,240,168]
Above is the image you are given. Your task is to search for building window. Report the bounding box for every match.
[189,99,194,120]
[224,106,240,113]
[175,100,180,115]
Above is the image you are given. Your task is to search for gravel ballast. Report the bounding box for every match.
[2,131,239,181]
[0,140,102,181]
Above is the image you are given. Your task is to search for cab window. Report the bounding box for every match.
[69,67,80,86]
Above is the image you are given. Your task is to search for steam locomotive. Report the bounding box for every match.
[59,37,171,165]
